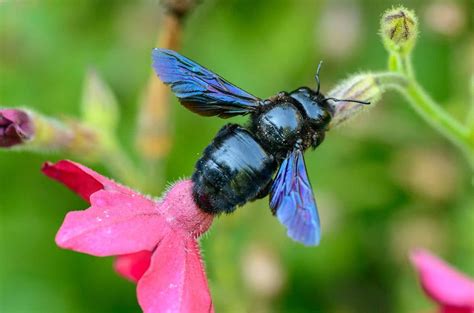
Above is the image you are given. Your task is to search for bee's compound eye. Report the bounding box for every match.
[322,109,331,123]
[309,107,332,129]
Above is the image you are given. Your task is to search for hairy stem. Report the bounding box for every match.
[401,82,473,164]
[135,1,199,192]
[467,76,474,132]
[389,53,474,169]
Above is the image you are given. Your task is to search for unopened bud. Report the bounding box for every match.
[81,69,119,133]
[160,0,200,19]
[327,72,406,128]
[0,109,34,147]
[380,6,418,55]
[0,107,100,159]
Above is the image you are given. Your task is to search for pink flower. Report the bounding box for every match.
[0,109,34,147]
[42,160,215,313]
[410,249,474,313]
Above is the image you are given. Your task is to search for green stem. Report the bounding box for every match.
[404,82,469,144]
[388,52,414,78]
[389,53,474,169]
[467,76,474,132]
[388,53,400,72]
[402,82,473,162]
[403,55,415,79]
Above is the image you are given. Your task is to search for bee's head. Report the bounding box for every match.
[289,87,333,131]
[290,61,370,133]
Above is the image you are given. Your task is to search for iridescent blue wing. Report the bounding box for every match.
[269,149,321,246]
[152,48,261,118]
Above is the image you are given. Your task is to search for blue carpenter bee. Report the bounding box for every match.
[152,49,368,246]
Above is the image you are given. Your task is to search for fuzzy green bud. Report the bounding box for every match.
[81,69,119,133]
[30,111,100,159]
[380,6,418,56]
[328,72,407,128]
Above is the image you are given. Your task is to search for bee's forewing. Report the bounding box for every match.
[152,48,261,118]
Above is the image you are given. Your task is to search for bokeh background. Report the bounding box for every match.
[1,0,473,312]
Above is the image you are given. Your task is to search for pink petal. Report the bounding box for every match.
[137,233,214,313]
[56,189,169,256]
[42,160,134,202]
[44,161,216,310]
[114,251,153,283]
[411,249,474,310]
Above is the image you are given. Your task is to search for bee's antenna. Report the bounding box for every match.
[315,61,323,94]
[324,97,371,105]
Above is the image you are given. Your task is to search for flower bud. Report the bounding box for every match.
[0,109,34,147]
[380,6,418,55]
[81,69,119,133]
[161,0,199,18]
[31,112,98,156]
[327,72,406,128]
[1,107,100,159]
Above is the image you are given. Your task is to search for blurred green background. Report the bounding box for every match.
[1,0,473,312]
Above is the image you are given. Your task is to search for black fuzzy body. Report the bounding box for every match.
[192,88,333,214]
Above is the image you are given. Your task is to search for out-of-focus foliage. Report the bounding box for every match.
[0,1,472,313]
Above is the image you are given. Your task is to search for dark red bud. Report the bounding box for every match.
[0,109,34,147]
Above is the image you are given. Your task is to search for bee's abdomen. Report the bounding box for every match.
[192,124,277,215]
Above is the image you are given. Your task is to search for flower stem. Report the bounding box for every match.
[390,54,474,169]
[403,82,472,158]
[467,76,474,133]
[135,2,200,194]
